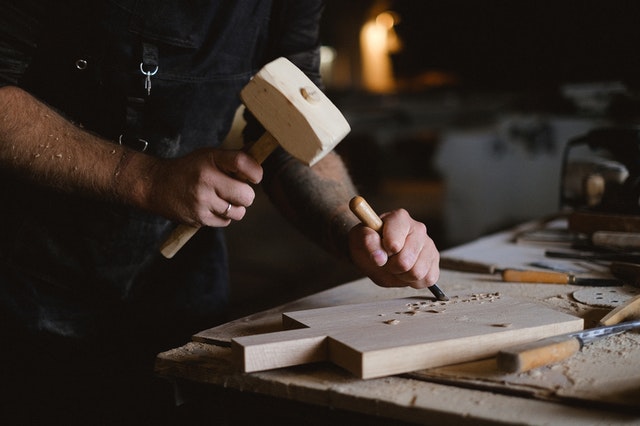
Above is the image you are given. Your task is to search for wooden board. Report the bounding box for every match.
[231,294,583,379]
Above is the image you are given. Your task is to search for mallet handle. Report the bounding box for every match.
[159,224,199,259]
[159,132,278,259]
[246,132,280,164]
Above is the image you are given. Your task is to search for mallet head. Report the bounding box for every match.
[240,57,351,166]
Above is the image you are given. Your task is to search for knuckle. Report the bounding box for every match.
[193,187,211,206]
[415,221,427,235]
[386,240,403,255]
[362,230,381,248]
[392,208,410,221]
[231,152,245,169]
[395,251,418,274]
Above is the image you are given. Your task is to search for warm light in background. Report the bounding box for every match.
[360,10,401,93]
[319,45,337,87]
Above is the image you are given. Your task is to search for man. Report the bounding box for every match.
[0,0,439,423]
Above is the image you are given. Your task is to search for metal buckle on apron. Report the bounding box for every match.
[140,42,159,96]
[119,133,149,152]
[139,63,158,96]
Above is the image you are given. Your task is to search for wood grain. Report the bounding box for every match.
[232,294,583,379]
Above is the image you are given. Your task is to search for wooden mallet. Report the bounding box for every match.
[160,57,351,258]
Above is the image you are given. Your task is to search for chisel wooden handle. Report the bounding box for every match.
[160,133,278,259]
[439,257,498,274]
[349,195,449,301]
[496,335,582,373]
[501,269,572,284]
[349,196,383,232]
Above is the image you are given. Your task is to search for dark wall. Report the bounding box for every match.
[322,0,640,90]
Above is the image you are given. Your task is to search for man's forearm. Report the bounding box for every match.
[0,85,154,208]
[262,150,360,260]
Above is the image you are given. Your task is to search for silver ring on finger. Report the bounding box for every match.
[221,202,232,218]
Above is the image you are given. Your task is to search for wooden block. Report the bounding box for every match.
[231,294,583,379]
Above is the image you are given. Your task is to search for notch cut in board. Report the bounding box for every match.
[231,294,583,379]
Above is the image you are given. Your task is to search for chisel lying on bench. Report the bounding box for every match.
[439,257,621,286]
[496,318,640,373]
[497,294,640,373]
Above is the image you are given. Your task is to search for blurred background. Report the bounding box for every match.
[225,0,640,318]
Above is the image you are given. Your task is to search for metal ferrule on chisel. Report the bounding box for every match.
[569,318,640,345]
[497,318,640,373]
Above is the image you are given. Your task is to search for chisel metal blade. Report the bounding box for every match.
[570,318,640,345]
[497,318,640,373]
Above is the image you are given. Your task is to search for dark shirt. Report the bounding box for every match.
[0,0,324,345]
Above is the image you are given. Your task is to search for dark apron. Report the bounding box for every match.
[0,0,277,343]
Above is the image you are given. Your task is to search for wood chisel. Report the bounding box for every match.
[497,294,640,373]
[501,270,620,286]
[439,257,621,286]
[536,259,640,288]
[349,196,449,301]
[496,318,640,373]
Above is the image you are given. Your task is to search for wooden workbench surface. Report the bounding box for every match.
[155,223,640,425]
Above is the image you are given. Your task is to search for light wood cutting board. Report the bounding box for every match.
[231,294,583,379]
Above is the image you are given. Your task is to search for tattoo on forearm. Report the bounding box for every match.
[263,153,359,260]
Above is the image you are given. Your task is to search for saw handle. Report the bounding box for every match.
[159,132,278,259]
[496,335,582,373]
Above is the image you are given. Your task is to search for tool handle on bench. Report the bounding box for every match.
[501,269,572,284]
[496,335,581,373]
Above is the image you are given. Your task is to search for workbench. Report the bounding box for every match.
[155,219,640,425]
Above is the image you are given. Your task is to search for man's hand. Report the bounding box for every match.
[145,148,263,227]
[0,85,263,229]
[348,208,440,289]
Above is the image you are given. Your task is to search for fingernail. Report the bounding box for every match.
[372,249,388,266]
